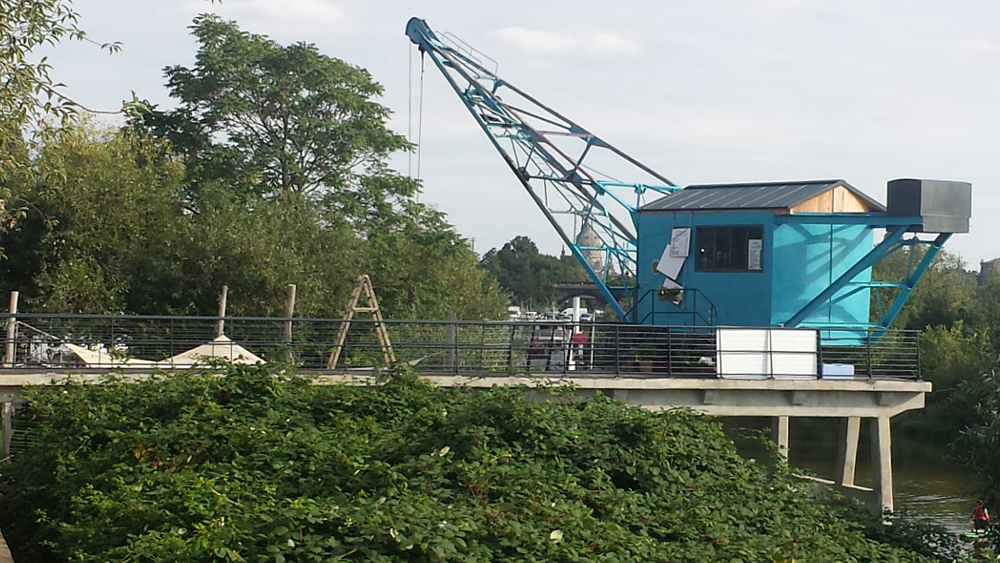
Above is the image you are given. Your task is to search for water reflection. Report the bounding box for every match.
[722,417,974,534]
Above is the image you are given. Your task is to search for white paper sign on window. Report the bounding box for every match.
[748,239,762,270]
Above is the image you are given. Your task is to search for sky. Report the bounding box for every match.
[39,0,1000,267]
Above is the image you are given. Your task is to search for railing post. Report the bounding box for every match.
[915,331,921,380]
[284,284,296,363]
[866,329,873,380]
[507,323,516,374]
[614,324,620,375]
[109,316,116,368]
[816,331,823,379]
[445,312,456,374]
[666,329,672,377]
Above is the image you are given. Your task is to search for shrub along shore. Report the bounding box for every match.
[0,365,963,562]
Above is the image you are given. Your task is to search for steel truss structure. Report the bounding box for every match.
[407,18,678,321]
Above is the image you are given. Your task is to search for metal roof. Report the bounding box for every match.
[639,180,886,213]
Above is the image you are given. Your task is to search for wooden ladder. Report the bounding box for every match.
[327,275,396,369]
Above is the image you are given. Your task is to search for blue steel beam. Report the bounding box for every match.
[785,227,909,327]
[875,233,950,329]
[774,214,925,227]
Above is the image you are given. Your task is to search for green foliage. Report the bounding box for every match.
[954,371,1000,513]
[0,0,84,170]
[1,16,506,320]
[1,121,187,313]
[895,323,995,444]
[872,249,977,331]
[1,364,939,562]
[480,236,590,309]
[134,13,414,210]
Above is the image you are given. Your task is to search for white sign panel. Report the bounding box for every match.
[717,328,818,379]
[748,239,762,271]
[669,228,690,258]
[655,228,691,288]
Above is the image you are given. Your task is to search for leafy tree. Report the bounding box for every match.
[118,15,504,320]
[954,368,1000,552]
[894,322,995,444]
[872,248,977,331]
[133,13,416,217]
[0,121,188,313]
[364,203,507,320]
[480,236,590,309]
[0,0,85,171]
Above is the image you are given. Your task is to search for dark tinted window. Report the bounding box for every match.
[695,225,764,272]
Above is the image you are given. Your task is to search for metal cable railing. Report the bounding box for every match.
[0,314,921,380]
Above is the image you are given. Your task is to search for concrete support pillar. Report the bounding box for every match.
[869,416,893,512]
[835,416,861,487]
[770,416,789,458]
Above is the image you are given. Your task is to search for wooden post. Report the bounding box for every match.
[215,286,228,338]
[2,402,11,462]
[5,291,18,367]
[284,284,296,362]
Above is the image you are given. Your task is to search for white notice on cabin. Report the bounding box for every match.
[748,239,762,270]
[669,228,690,258]
[656,228,690,287]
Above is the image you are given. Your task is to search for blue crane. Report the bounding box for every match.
[408,18,971,334]
[406,17,678,321]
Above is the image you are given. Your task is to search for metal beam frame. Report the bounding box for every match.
[406,18,677,321]
[785,228,949,330]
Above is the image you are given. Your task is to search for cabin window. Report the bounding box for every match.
[695,225,764,272]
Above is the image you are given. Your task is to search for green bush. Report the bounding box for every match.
[1,364,942,562]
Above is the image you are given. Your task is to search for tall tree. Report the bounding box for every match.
[480,236,590,309]
[0,0,87,241]
[0,121,187,313]
[134,13,416,220]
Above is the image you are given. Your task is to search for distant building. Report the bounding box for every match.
[979,258,1000,285]
[576,221,606,276]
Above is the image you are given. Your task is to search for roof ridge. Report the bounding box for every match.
[685,179,845,189]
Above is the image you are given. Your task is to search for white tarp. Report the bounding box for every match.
[166,335,265,366]
[65,343,156,367]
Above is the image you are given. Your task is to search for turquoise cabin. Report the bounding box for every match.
[632,179,970,342]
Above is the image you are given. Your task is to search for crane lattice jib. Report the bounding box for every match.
[406,18,679,321]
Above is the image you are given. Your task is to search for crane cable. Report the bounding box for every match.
[417,49,425,182]
[408,43,413,178]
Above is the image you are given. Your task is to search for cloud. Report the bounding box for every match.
[182,0,345,31]
[491,27,640,57]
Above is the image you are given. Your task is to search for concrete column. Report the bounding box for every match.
[835,416,861,487]
[869,416,893,512]
[770,416,789,458]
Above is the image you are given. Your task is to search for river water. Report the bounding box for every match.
[724,418,974,534]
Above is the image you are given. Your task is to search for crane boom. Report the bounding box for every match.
[406,17,679,321]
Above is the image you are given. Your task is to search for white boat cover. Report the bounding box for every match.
[165,335,265,366]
